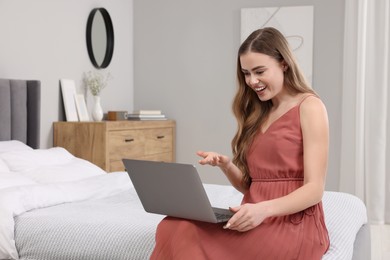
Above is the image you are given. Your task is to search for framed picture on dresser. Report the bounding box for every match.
[74,94,90,121]
[60,79,79,122]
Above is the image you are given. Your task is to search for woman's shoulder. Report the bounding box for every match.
[297,93,322,106]
[299,94,328,124]
[300,93,325,106]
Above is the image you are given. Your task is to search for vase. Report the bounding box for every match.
[92,95,104,121]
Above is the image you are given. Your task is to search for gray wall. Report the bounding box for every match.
[0,0,134,147]
[134,0,345,191]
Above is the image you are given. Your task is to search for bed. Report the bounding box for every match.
[0,79,371,260]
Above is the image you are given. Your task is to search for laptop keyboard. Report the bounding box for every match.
[214,212,232,222]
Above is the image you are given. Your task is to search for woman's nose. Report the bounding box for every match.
[249,75,258,85]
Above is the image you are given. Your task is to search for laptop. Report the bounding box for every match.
[122,159,234,223]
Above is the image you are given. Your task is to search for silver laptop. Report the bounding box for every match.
[123,159,233,223]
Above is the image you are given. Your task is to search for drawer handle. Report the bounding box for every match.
[157,135,165,139]
[124,138,134,142]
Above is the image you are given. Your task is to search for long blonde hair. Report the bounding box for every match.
[232,27,316,188]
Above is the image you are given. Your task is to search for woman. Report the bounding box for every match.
[151,27,330,259]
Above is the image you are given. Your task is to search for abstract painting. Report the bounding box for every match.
[241,6,314,84]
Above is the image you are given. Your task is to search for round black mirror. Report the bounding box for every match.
[86,8,114,69]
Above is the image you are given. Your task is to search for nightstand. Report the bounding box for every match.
[53,120,176,172]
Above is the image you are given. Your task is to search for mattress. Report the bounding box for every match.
[15,190,162,260]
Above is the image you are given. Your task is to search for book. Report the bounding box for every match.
[132,110,162,115]
[127,117,167,121]
[127,113,167,121]
[127,114,166,119]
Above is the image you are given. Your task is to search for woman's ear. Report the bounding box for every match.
[281,61,288,72]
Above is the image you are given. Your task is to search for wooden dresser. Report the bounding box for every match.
[53,120,175,172]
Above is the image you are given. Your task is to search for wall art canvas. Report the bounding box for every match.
[241,6,314,84]
[75,94,90,122]
[60,79,79,122]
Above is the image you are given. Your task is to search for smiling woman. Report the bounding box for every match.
[86,7,115,69]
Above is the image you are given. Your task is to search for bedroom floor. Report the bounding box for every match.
[371,224,390,260]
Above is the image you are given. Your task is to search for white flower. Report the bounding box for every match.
[83,71,112,96]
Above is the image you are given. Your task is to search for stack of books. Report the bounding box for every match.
[127,110,167,120]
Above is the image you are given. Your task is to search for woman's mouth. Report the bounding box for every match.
[254,86,266,92]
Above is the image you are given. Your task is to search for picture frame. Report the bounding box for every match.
[60,79,79,121]
[241,6,314,84]
[74,94,90,121]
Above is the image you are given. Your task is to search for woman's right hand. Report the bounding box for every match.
[196,151,231,170]
[197,151,246,194]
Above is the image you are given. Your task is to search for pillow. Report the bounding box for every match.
[0,172,37,189]
[19,157,106,183]
[0,140,32,154]
[0,147,74,172]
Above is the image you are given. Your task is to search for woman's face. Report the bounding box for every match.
[240,51,286,101]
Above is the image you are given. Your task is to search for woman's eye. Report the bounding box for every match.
[256,71,264,75]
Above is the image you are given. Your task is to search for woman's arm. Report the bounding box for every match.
[196,151,247,193]
[225,96,329,231]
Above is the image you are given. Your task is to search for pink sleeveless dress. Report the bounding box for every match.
[150,97,330,260]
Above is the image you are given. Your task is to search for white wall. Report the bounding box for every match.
[0,0,133,147]
[134,0,345,191]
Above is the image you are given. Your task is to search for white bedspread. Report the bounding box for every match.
[0,172,132,259]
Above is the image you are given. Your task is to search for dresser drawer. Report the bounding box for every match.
[108,128,173,161]
[110,152,173,172]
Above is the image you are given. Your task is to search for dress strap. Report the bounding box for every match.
[298,94,318,107]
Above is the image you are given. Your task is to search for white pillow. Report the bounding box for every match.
[0,172,37,189]
[0,140,32,154]
[19,157,106,183]
[0,147,74,172]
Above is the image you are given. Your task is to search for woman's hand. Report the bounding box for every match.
[223,203,269,232]
[196,150,247,194]
[196,151,231,169]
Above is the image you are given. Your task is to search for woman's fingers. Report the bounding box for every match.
[223,204,263,232]
[196,150,205,157]
[197,151,221,166]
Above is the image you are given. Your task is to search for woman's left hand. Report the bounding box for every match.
[223,203,269,232]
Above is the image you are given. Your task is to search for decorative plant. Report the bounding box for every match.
[83,70,112,96]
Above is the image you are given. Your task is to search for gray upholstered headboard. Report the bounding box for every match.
[0,79,41,149]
